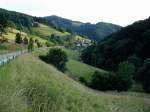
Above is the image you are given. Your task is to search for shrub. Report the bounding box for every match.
[15,33,22,44]
[79,77,87,85]
[46,48,68,72]
[90,71,117,91]
[45,41,52,47]
[137,58,150,93]
[23,37,28,44]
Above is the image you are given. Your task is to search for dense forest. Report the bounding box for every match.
[81,17,150,92]
[0,8,33,30]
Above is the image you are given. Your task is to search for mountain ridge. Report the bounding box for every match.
[45,15,122,40]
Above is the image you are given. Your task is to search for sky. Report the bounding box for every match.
[0,0,150,26]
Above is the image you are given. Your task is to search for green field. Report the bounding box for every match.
[0,54,150,112]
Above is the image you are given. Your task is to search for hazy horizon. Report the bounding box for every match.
[0,0,150,26]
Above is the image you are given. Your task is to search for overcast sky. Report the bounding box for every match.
[0,0,150,26]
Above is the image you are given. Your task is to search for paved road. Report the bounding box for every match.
[0,50,28,66]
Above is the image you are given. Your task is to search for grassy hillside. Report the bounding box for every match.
[62,48,80,60]
[5,28,48,44]
[62,48,107,82]
[0,54,150,112]
[66,59,107,83]
[33,48,106,83]
[0,27,51,54]
[32,23,90,43]
[32,25,70,38]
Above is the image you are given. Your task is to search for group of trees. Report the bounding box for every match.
[40,48,68,72]
[48,33,77,49]
[0,13,8,36]
[81,17,150,93]
[0,13,9,43]
[84,62,135,91]
[15,33,34,51]
[15,33,43,51]
[0,8,33,31]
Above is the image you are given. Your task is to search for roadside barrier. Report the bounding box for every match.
[0,50,28,66]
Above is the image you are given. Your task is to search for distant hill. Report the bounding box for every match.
[0,8,90,50]
[45,16,122,40]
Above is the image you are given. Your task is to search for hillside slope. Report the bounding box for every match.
[45,16,122,40]
[0,54,150,112]
[66,59,107,83]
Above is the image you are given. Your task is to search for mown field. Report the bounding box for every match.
[32,23,90,42]
[32,24,70,38]
[3,28,47,44]
[0,54,149,112]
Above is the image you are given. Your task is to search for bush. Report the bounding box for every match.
[46,48,68,72]
[137,58,150,93]
[79,77,87,85]
[23,37,28,44]
[45,41,52,47]
[90,61,135,91]
[15,33,22,44]
[90,71,117,91]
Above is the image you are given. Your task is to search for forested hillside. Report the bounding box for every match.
[81,17,150,92]
[45,16,122,40]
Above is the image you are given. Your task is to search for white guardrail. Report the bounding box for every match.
[0,50,28,66]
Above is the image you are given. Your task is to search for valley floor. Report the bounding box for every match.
[0,54,150,112]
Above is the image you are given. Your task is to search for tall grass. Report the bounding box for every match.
[0,54,150,112]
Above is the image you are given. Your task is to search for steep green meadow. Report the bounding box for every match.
[32,25,70,38]
[32,23,90,43]
[33,48,107,82]
[60,48,107,82]
[66,59,107,83]
[0,54,150,112]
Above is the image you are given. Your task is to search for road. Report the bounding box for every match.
[0,50,28,66]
